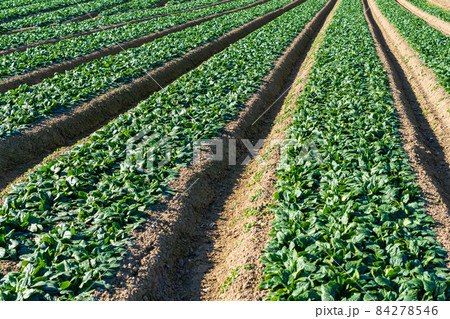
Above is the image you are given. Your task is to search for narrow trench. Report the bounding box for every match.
[171,1,338,300]
[174,67,291,301]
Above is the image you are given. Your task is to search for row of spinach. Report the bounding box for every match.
[260,0,450,301]
[102,0,176,14]
[0,0,39,11]
[0,0,227,49]
[0,0,93,23]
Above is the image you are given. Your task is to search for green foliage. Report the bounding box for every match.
[250,189,264,202]
[0,0,130,33]
[0,0,42,11]
[243,222,255,233]
[0,0,261,79]
[260,0,450,301]
[0,0,94,23]
[106,0,229,16]
[0,0,292,138]
[0,0,235,49]
[220,266,241,293]
[104,0,180,15]
[0,0,327,300]
[244,263,255,270]
[243,207,258,217]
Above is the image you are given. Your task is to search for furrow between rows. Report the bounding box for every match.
[394,0,450,36]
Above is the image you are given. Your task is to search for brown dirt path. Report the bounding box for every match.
[97,0,337,301]
[395,0,450,36]
[427,0,450,11]
[364,0,450,265]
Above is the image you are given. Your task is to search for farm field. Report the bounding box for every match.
[0,0,449,301]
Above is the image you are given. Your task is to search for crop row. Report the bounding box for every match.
[260,0,450,301]
[0,0,129,33]
[0,0,263,81]
[405,0,450,22]
[375,0,449,92]
[0,0,39,11]
[102,0,167,15]
[0,0,93,23]
[1,0,228,50]
[0,0,328,300]
[0,0,289,138]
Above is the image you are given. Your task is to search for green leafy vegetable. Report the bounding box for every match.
[260,0,450,301]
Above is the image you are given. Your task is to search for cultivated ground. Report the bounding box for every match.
[0,0,449,300]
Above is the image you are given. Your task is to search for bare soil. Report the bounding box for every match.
[0,0,300,175]
[97,0,337,301]
[395,0,450,36]
[0,261,20,281]
[0,0,267,92]
[153,0,172,8]
[427,0,450,11]
[3,26,38,35]
[364,0,450,264]
[200,0,341,301]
